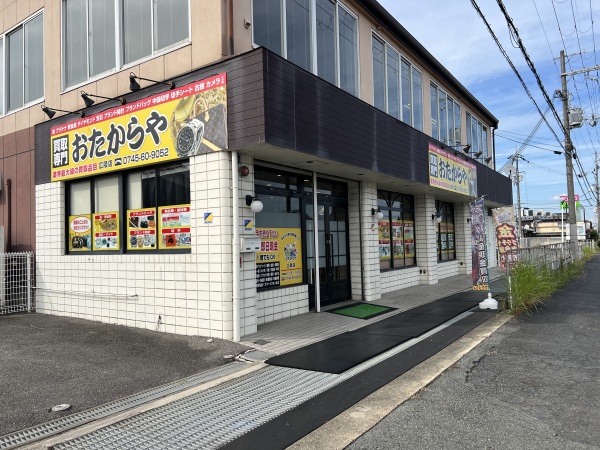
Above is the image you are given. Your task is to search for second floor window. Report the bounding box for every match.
[253,0,359,96]
[62,0,190,89]
[431,82,460,149]
[466,112,488,162]
[1,12,44,114]
[372,34,423,131]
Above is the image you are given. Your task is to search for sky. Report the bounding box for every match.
[378,0,600,224]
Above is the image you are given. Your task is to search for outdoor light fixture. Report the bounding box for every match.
[245,195,263,213]
[41,105,84,119]
[461,144,471,154]
[485,156,493,163]
[432,214,442,224]
[474,151,483,158]
[129,72,175,92]
[81,91,125,107]
[553,151,563,155]
[371,208,384,220]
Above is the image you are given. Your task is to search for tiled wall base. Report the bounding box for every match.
[257,285,309,325]
[380,267,421,294]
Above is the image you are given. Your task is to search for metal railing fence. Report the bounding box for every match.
[0,252,35,315]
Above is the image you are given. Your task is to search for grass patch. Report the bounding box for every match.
[506,246,597,316]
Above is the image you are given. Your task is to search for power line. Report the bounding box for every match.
[468,0,566,151]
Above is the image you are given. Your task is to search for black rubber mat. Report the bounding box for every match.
[266,295,481,374]
[223,310,497,450]
[265,330,413,373]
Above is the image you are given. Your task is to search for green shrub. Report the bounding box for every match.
[506,249,594,315]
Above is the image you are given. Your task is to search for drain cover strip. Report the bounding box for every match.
[52,312,472,450]
[0,363,248,450]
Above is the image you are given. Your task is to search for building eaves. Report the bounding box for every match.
[355,0,499,128]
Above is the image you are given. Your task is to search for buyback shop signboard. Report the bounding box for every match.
[428,143,478,197]
[50,73,228,182]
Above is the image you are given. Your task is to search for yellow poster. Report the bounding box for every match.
[51,74,227,181]
[92,212,120,251]
[378,220,391,261]
[158,204,191,249]
[256,228,303,288]
[127,208,157,250]
[68,215,92,252]
[428,143,478,197]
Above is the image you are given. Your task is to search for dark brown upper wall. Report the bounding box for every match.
[0,127,36,252]
[261,50,511,206]
[34,48,511,206]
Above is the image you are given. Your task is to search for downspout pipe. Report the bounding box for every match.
[232,150,240,342]
[6,178,11,252]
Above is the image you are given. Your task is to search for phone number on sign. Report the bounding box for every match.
[121,148,169,165]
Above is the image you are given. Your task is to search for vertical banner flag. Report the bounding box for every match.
[470,198,489,290]
[492,206,519,270]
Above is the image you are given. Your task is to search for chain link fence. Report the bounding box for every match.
[0,252,35,315]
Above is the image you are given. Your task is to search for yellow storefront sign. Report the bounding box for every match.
[51,73,227,181]
[255,228,303,288]
[428,143,477,197]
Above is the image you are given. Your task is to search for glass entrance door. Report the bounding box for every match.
[306,181,350,308]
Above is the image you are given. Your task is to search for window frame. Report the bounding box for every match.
[252,0,360,97]
[0,11,44,116]
[61,0,191,92]
[65,161,191,255]
[435,200,456,262]
[371,32,423,130]
[430,82,461,149]
[254,166,309,292]
[466,111,489,162]
[377,190,417,271]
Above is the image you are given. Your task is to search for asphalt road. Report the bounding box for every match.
[347,255,600,450]
[0,313,249,436]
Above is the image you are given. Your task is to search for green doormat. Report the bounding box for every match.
[328,302,396,320]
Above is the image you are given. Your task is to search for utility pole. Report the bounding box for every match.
[559,50,580,258]
[509,151,524,241]
[596,151,600,230]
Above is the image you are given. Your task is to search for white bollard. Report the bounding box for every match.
[479,292,498,310]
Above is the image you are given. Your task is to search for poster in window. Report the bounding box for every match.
[92,212,120,251]
[447,223,455,250]
[440,223,448,253]
[378,220,391,260]
[158,204,191,249]
[255,228,303,288]
[403,220,415,257]
[127,208,157,250]
[68,215,92,252]
[392,220,403,257]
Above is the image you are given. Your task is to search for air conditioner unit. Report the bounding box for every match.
[569,108,584,129]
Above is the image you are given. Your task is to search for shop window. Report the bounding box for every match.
[255,167,304,290]
[2,12,44,113]
[377,191,416,271]
[67,162,190,253]
[62,0,190,89]
[253,0,359,96]
[436,201,456,261]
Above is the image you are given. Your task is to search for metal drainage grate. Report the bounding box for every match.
[53,366,339,450]
[0,362,249,450]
